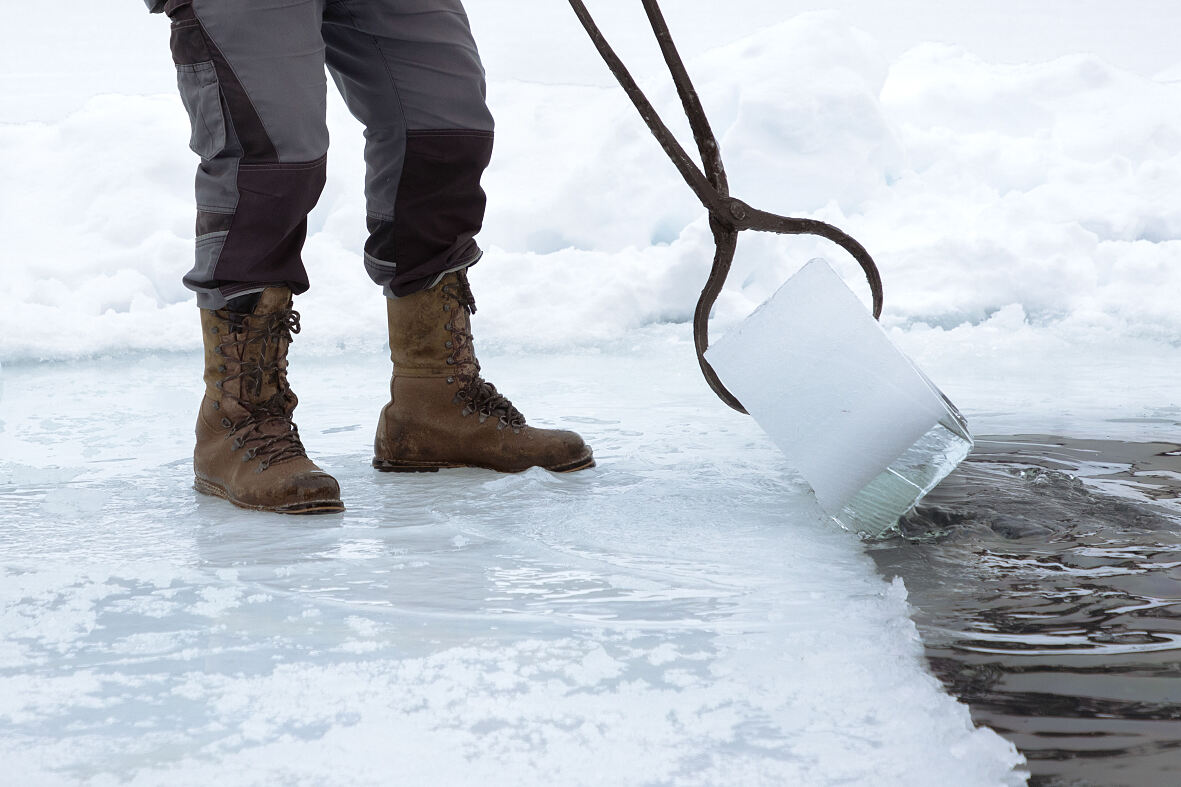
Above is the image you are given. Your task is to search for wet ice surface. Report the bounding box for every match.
[0,343,1021,785]
[870,437,1181,786]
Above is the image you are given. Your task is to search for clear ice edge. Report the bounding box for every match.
[835,404,974,540]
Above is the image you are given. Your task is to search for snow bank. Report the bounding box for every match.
[2,13,1179,364]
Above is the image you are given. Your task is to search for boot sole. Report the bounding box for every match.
[194,477,345,515]
[372,452,596,474]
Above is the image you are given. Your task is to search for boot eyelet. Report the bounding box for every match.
[215,381,223,389]
[212,401,220,410]
[218,365,226,373]
[443,304,451,312]
[221,418,232,428]
[445,341,453,349]
[446,358,455,365]
[211,327,219,335]
[445,323,453,331]
[446,377,454,384]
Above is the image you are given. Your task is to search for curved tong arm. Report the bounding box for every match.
[566,0,884,413]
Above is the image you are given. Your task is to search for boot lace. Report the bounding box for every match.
[442,274,527,430]
[217,308,308,469]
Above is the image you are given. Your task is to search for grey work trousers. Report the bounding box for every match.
[156,0,495,308]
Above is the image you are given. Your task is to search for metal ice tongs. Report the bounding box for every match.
[567,0,885,413]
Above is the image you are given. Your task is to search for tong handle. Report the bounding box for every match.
[567,0,885,413]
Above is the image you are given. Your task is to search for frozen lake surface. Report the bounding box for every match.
[0,342,1022,785]
[4,1,1179,782]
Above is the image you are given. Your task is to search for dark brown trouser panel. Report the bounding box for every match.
[366,130,494,296]
[212,159,329,299]
[168,0,327,307]
[163,0,494,307]
[322,1,495,296]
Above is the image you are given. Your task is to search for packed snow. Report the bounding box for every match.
[2,0,1179,783]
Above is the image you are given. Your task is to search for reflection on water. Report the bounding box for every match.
[869,436,1181,786]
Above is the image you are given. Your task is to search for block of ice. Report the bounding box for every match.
[705,259,972,538]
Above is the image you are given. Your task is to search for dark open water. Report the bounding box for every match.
[867,436,1181,787]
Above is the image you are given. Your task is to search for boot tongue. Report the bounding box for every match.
[224,287,295,409]
[252,287,293,315]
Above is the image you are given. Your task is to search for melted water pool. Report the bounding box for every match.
[869,436,1181,786]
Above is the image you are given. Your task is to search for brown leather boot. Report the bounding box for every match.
[194,288,344,513]
[373,270,594,473]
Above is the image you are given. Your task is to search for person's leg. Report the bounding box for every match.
[164,0,343,511]
[322,0,494,296]
[322,0,594,473]
[168,0,329,307]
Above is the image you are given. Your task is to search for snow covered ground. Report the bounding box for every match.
[2,0,1180,783]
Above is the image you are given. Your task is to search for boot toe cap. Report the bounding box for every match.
[537,429,595,472]
[234,468,343,513]
[279,470,344,512]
